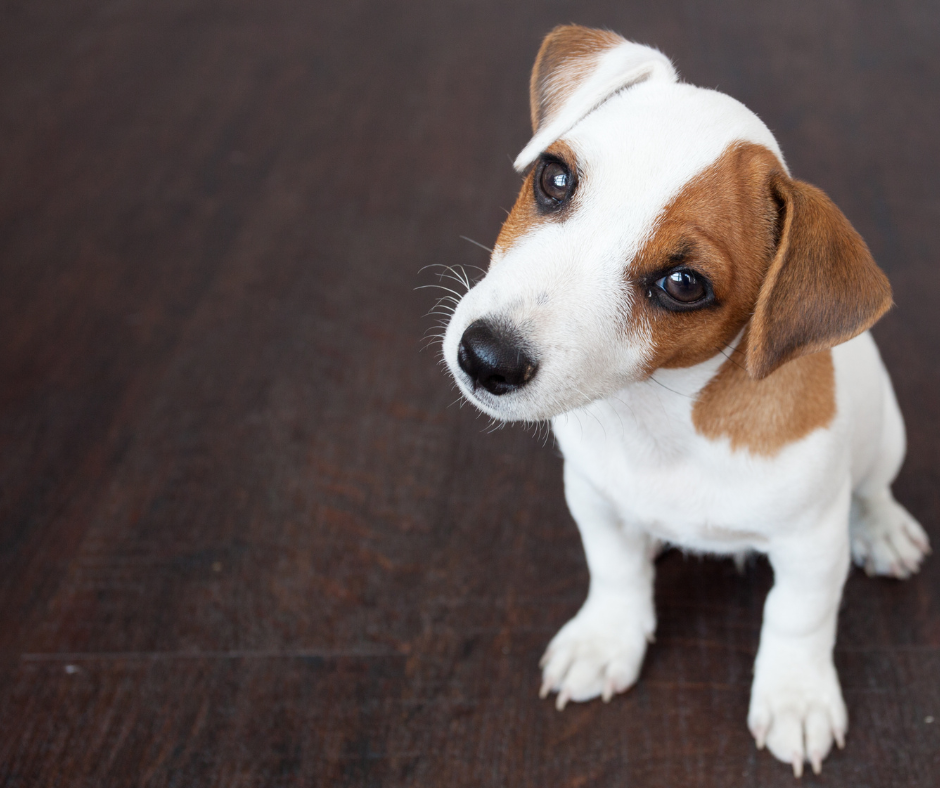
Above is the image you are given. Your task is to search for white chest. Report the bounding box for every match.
[551,381,842,553]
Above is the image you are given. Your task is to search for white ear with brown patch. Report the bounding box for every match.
[746,175,893,380]
[514,25,677,172]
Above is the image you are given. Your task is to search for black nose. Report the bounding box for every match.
[457,319,538,395]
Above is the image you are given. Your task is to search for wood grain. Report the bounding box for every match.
[0,1,938,785]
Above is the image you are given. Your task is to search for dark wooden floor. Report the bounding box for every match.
[1,1,938,785]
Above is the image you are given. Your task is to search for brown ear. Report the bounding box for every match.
[746,175,893,379]
[529,26,623,132]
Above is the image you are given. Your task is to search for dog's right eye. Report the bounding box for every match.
[535,158,574,208]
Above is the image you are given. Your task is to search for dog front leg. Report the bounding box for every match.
[540,463,656,709]
[749,484,852,776]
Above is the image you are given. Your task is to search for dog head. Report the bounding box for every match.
[442,25,891,422]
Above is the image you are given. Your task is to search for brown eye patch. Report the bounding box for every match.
[627,141,784,373]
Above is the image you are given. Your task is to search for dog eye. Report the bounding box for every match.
[655,268,709,306]
[535,159,573,206]
[662,269,705,302]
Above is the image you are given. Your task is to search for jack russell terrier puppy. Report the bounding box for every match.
[440,25,931,777]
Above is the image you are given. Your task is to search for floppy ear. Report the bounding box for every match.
[746,174,893,379]
[514,25,676,171]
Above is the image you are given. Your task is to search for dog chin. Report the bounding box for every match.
[452,374,589,424]
[454,381,533,422]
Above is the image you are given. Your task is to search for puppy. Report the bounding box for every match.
[441,25,931,776]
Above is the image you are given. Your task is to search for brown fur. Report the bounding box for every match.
[746,176,893,379]
[530,26,622,132]
[494,140,579,256]
[692,333,836,456]
[629,142,783,372]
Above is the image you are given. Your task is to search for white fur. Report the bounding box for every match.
[441,42,929,776]
[514,40,677,171]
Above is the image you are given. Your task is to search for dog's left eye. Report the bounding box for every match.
[535,158,574,206]
[662,269,705,302]
[652,267,713,310]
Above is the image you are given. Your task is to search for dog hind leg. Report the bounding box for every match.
[850,491,930,578]
[850,376,930,578]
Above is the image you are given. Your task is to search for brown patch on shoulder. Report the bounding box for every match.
[494,140,579,257]
[692,333,836,456]
[531,26,623,132]
[628,142,785,372]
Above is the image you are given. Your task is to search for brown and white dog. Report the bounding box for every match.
[440,25,931,776]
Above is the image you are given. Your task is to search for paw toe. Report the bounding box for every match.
[750,670,846,773]
[764,709,804,768]
[851,496,930,579]
[539,617,648,708]
[804,704,834,766]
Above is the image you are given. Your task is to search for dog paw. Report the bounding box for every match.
[850,493,931,579]
[748,660,847,776]
[539,603,651,709]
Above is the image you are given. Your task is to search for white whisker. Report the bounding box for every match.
[415,283,464,299]
[458,235,494,254]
